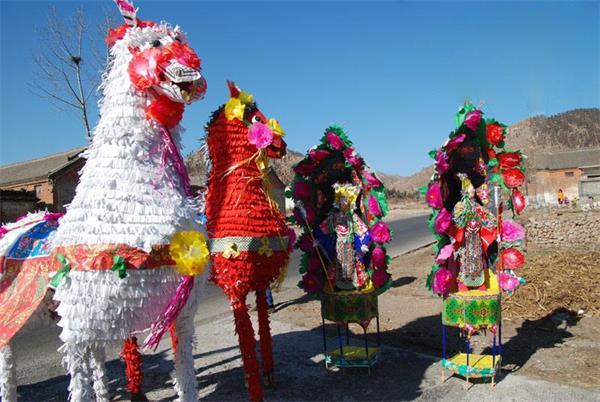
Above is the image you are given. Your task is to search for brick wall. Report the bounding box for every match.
[1,179,53,205]
[527,168,582,204]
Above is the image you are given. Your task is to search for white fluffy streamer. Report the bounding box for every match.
[0,344,17,402]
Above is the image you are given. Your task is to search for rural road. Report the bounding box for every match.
[9,212,432,395]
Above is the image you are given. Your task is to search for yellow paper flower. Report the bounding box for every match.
[170,231,210,276]
[268,118,285,136]
[238,90,254,105]
[224,97,245,121]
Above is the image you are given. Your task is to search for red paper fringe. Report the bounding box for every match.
[121,337,143,395]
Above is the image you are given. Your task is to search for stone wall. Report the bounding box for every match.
[525,209,600,250]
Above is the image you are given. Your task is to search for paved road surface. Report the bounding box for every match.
[9,213,431,394]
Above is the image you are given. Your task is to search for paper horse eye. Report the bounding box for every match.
[251,115,262,124]
[152,39,162,47]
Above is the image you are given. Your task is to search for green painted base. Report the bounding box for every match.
[321,291,378,324]
[443,293,501,328]
[325,346,379,369]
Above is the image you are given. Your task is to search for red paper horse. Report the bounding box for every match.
[205,81,290,401]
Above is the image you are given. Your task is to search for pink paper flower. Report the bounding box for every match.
[0,227,7,239]
[435,244,454,264]
[371,221,391,243]
[498,272,520,292]
[372,268,390,288]
[435,149,449,174]
[248,122,274,149]
[434,208,452,234]
[445,133,467,153]
[326,131,345,150]
[293,180,311,200]
[426,182,443,209]
[309,149,330,162]
[302,272,324,293]
[502,220,526,243]
[368,195,382,217]
[371,246,386,268]
[464,110,482,131]
[364,170,383,187]
[344,147,363,168]
[44,212,64,221]
[432,267,453,295]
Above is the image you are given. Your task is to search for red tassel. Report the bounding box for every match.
[169,323,179,353]
[121,337,144,395]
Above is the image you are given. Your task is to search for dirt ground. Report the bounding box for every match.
[273,246,600,391]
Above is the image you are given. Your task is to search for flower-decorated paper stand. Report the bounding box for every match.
[423,103,527,387]
[289,126,392,371]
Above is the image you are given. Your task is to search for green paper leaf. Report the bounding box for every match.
[488,158,499,167]
[111,255,128,279]
[49,253,71,289]
[428,149,438,159]
[419,185,428,196]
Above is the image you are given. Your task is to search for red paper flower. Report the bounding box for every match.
[497,152,521,169]
[293,180,311,200]
[502,168,525,188]
[302,272,324,293]
[309,149,330,162]
[486,123,504,146]
[307,252,322,274]
[500,248,525,269]
[372,268,390,288]
[294,161,315,176]
[298,234,313,252]
[512,189,527,215]
[146,96,185,127]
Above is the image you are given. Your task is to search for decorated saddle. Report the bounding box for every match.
[0,212,61,348]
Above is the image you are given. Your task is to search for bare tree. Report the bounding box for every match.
[31,6,112,141]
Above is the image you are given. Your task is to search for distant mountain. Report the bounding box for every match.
[506,108,600,155]
[185,108,599,191]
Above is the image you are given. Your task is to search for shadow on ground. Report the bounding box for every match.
[15,304,582,401]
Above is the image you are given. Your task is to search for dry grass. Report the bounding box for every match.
[503,248,600,319]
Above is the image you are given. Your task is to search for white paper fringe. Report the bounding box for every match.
[0,343,17,402]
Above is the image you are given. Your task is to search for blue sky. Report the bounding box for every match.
[1,1,598,175]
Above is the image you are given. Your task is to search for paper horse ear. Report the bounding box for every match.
[227,80,241,98]
[114,0,137,27]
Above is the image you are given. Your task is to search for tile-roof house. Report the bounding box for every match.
[0,147,86,212]
[528,147,600,203]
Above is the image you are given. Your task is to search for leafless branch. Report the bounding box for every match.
[31,5,110,141]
